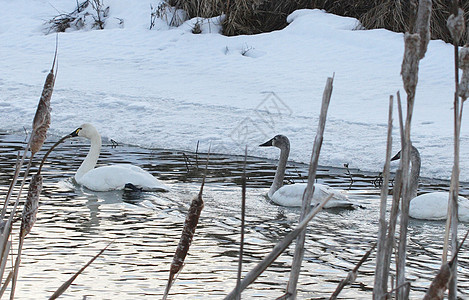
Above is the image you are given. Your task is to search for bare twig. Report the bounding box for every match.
[224,194,333,300]
[49,241,114,300]
[331,242,376,299]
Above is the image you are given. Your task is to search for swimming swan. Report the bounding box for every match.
[391,146,469,222]
[70,123,169,192]
[259,135,353,208]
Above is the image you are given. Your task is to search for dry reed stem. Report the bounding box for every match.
[38,134,73,174]
[49,241,114,300]
[445,3,464,298]
[0,271,12,298]
[163,149,210,300]
[330,242,377,300]
[397,2,430,294]
[286,76,334,299]
[372,95,393,299]
[0,219,12,287]
[235,147,247,300]
[224,194,333,300]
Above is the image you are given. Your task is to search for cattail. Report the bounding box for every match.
[447,8,465,45]
[401,33,420,97]
[21,174,42,236]
[415,0,431,60]
[459,47,469,100]
[164,150,209,300]
[423,263,452,300]
[30,112,50,155]
[163,192,204,299]
[30,44,56,154]
[32,71,54,132]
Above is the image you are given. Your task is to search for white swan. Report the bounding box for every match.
[259,135,353,208]
[70,123,169,192]
[391,146,469,222]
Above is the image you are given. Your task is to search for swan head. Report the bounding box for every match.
[259,135,290,149]
[70,123,100,139]
[391,145,420,161]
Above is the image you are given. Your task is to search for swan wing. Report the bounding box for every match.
[409,192,449,220]
[410,193,469,222]
[78,164,169,192]
[270,183,352,208]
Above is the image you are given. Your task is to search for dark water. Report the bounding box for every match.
[1,132,469,299]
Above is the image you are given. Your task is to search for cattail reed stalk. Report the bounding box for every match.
[444,2,466,298]
[1,44,57,220]
[372,95,393,299]
[396,1,431,297]
[163,149,210,300]
[286,76,334,299]
[38,134,73,175]
[49,241,114,300]
[10,174,42,300]
[224,194,333,300]
[235,147,247,300]
[330,242,376,300]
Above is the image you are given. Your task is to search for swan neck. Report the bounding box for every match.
[75,134,102,180]
[409,146,421,199]
[269,143,290,198]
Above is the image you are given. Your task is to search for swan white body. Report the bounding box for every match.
[260,135,353,208]
[71,123,169,192]
[393,146,469,221]
[409,192,469,222]
[271,183,351,208]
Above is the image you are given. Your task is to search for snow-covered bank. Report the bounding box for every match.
[0,0,466,182]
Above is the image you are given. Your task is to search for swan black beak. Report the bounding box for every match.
[259,138,274,147]
[391,151,401,161]
[70,127,82,137]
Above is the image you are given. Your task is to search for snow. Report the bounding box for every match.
[0,1,467,182]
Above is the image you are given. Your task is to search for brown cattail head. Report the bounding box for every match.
[415,0,431,60]
[21,174,42,236]
[401,33,420,97]
[32,71,54,132]
[459,47,469,100]
[30,112,51,155]
[423,263,452,300]
[30,65,54,155]
[170,193,204,275]
[447,8,465,45]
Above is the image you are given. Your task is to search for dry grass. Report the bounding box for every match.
[163,0,469,44]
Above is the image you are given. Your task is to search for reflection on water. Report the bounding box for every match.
[1,131,469,299]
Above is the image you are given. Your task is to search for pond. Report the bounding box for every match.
[1,131,469,299]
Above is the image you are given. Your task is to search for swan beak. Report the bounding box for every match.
[259,138,274,147]
[70,127,82,137]
[391,151,401,161]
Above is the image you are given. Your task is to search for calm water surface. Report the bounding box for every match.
[1,132,469,299]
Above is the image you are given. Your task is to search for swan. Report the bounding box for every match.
[69,123,169,192]
[391,146,469,222]
[259,135,353,208]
